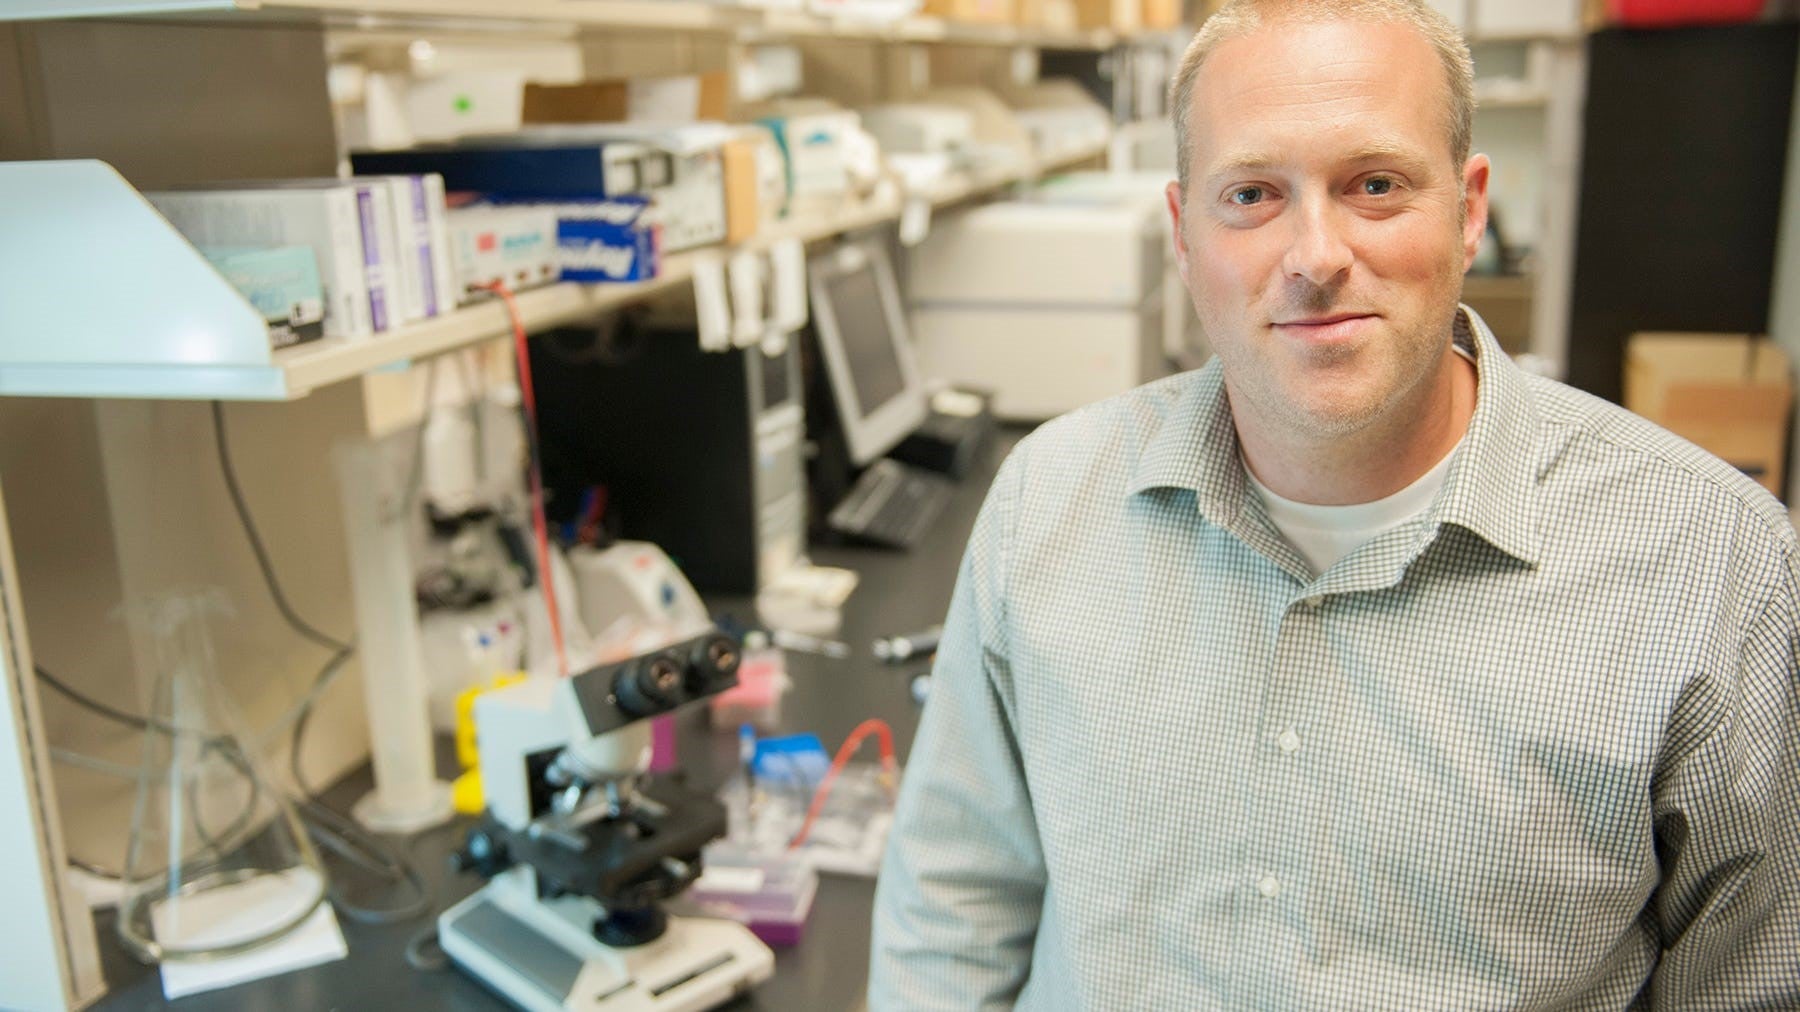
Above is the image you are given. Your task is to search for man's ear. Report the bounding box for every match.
[1461,154,1491,273]
[1166,180,1190,278]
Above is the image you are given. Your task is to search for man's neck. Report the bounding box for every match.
[1237,348,1478,507]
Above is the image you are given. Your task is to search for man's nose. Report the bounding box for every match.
[1281,201,1354,287]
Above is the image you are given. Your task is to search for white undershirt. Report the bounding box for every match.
[1249,441,1460,576]
[1247,346,1476,577]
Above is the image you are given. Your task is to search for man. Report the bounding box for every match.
[870,1,1800,1008]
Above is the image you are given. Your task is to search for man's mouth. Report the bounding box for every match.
[1272,312,1375,327]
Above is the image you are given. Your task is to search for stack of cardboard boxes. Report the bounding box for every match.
[1624,333,1794,498]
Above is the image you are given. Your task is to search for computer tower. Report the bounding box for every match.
[530,319,807,594]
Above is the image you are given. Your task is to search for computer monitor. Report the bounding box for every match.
[807,238,930,467]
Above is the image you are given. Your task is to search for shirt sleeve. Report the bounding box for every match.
[869,448,1047,1011]
[1646,561,1800,1009]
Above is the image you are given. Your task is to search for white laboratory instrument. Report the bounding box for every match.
[1030,170,1212,367]
[907,194,1171,420]
[858,103,976,159]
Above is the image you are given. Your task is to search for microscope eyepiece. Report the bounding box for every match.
[686,633,741,692]
[614,654,685,717]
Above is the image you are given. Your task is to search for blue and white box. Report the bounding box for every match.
[198,245,326,349]
[546,199,660,283]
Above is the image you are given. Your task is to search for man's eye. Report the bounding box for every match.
[1363,177,1395,196]
[1229,186,1265,206]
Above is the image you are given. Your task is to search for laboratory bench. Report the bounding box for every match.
[84,429,1023,1012]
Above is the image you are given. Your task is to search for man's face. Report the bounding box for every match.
[1166,18,1489,446]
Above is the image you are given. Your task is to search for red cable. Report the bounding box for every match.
[479,281,569,677]
[788,718,898,851]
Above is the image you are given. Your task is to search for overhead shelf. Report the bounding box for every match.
[0,144,1107,403]
[0,0,1135,49]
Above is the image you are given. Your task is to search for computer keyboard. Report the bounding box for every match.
[827,458,955,549]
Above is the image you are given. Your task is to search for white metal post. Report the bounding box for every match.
[332,435,453,833]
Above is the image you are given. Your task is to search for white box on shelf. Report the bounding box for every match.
[147,186,376,340]
[753,105,861,204]
[212,177,408,332]
[359,174,457,320]
[860,104,976,157]
[420,174,459,317]
[445,204,559,299]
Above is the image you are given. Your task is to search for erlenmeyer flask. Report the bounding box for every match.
[116,588,326,963]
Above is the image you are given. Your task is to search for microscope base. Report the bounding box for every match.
[439,869,775,1012]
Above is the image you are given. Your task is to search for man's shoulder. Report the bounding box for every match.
[1008,370,1205,485]
[1523,371,1798,554]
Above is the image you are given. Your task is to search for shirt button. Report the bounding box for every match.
[1299,595,1324,610]
[1257,874,1281,898]
[1276,727,1301,755]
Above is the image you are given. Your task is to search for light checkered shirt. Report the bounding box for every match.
[870,307,1800,1010]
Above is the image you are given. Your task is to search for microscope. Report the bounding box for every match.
[438,629,775,1011]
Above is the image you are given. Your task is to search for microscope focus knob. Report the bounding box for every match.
[614,654,686,717]
[451,828,510,878]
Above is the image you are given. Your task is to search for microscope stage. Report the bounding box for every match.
[439,871,774,1012]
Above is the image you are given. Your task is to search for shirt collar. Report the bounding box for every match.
[1128,304,1542,567]
[1432,306,1542,567]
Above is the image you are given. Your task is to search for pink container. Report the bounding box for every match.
[709,650,790,733]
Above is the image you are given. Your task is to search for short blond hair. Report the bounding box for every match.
[1169,0,1474,196]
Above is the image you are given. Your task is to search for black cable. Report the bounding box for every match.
[397,358,442,519]
[68,855,124,881]
[288,644,355,804]
[209,401,351,655]
[294,793,433,925]
[36,664,175,737]
[38,402,442,929]
[210,398,436,925]
[404,924,448,972]
[41,659,434,926]
[41,662,260,864]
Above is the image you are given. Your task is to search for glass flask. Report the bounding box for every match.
[116,588,326,963]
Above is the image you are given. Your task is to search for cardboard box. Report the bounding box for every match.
[922,0,1016,24]
[1624,332,1793,496]
[1075,0,1140,33]
[521,72,730,124]
[1018,0,1080,30]
[1459,273,1532,356]
[722,135,762,244]
[1141,0,1182,30]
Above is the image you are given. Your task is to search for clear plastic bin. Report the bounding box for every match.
[677,845,818,948]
